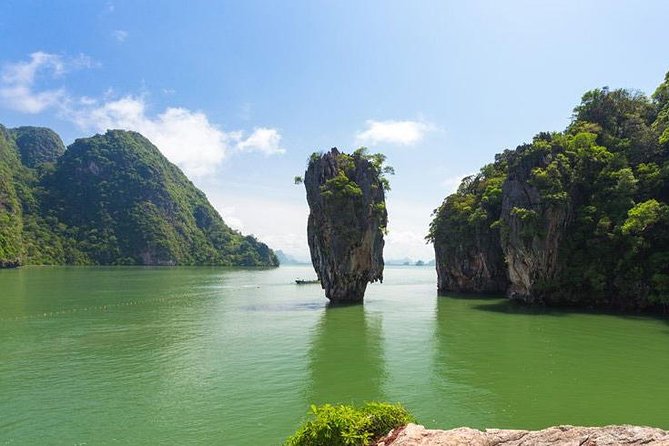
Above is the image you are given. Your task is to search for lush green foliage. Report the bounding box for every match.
[0,126,278,267]
[312,148,391,242]
[429,71,669,307]
[284,402,415,446]
[11,126,65,168]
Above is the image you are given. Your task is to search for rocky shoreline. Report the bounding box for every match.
[377,423,669,445]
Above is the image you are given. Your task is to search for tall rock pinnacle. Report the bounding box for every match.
[304,148,389,304]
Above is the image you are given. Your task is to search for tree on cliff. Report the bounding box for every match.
[429,71,669,310]
[302,147,392,303]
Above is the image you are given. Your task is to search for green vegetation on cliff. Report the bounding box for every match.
[429,71,669,309]
[0,126,277,267]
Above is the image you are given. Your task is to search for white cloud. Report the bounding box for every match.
[69,95,235,177]
[112,30,128,42]
[0,52,95,113]
[236,127,285,155]
[206,190,310,259]
[218,206,245,232]
[356,119,433,146]
[0,52,285,178]
[0,52,66,113]
[68,96,286,177]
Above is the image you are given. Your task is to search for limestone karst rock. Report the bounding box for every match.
[304,148,388,303]
[430,173,508,295]
[499,149,571,303]
[429,71,669,310]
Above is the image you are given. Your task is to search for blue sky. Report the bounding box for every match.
[1,0,668,260]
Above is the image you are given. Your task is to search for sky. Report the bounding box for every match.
[1,0,668,261]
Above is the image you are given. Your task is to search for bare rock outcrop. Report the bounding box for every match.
[378,423,669,446]
[304,148,387,304]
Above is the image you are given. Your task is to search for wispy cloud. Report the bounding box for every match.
[112,30,128,42]
[356,119,433,146]
[0,52,286,178]
[69,96,237,177]
[236,127,285,155]
[0,52,93,113]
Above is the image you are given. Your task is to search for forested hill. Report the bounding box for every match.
[0,126,278,267]
[428,71,669,310]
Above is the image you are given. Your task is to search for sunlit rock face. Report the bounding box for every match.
[304,148,387,304]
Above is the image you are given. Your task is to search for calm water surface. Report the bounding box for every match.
[1,265,669,445]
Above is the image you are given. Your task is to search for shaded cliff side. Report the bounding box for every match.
[0,125,278,267]
[304,148,389,303]
[429,71,669,309]
[429,158,509,294]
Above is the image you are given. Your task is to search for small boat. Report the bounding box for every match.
[295,279,320,285]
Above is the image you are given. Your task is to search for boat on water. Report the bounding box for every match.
[295,279,320,285]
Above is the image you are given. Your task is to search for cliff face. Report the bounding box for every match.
[500,145,572,302]
[434,239,506,294]
[430,171,508,294]
[0,125,278,267]
[304,148,387,303]
[430,72,669,310]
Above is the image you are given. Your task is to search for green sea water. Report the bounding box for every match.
[1,265,668,445]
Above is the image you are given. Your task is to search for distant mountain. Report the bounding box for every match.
[275,250,306,265]
[385,257,435,266]
[385,257,414,266]
[0,125,278,267]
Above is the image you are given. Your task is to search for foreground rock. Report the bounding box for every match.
[378,423,669,445]
[304,148,388,303]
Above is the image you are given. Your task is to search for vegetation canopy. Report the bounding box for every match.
[428,70,669,308]
[0,127,278,267]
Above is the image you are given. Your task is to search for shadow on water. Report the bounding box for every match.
[433,291,669,430]
[453,293,669,327]
[307,303,386,405]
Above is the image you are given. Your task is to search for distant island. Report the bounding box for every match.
[386,258,436,266]
[0,126,278,267]
[428,71,669,310]
[274,250,309,265]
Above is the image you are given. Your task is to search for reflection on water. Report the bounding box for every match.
[2,266,669,445]
[433,294,669,429]
[307,305,385,404]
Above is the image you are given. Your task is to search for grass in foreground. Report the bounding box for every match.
[284,402,416,446]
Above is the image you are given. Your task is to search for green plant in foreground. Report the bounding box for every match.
[284,402,416,446]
